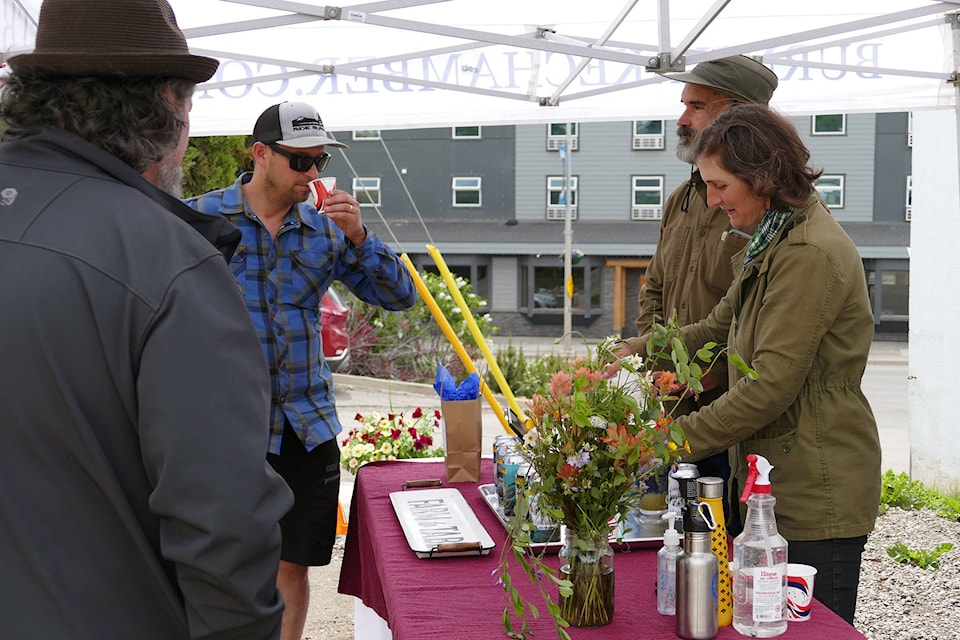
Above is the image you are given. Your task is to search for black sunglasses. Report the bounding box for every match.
[267,143,332,173]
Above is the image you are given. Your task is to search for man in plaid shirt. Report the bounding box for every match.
[186,101,416,640]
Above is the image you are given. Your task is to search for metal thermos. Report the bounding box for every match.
[676,505,719,640]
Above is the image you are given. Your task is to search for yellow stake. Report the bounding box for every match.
[425,245,529,430]
[399,254,516,435]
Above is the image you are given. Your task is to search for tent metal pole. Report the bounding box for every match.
[563,125,574,346]
[948,12,960,207]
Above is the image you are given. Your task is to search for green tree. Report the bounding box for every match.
[182,135,251,198]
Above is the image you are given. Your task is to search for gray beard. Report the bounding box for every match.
[153,164,184,199]
[675,139,697,165]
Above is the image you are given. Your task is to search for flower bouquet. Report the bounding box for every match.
[497,317,753,638]
[340,408,445,474]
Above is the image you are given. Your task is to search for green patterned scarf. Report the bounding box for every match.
[742,209,792,269]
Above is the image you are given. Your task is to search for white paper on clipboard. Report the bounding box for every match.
[389,488,495,559]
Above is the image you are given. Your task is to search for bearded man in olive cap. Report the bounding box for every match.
[630,55,778,532]
[0,1,291,638]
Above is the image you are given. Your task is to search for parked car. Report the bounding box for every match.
[322,288,350,372]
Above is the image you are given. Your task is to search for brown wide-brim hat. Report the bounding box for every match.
[7,0,219,83]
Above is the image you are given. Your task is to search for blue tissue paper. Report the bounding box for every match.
[434,362,481,400]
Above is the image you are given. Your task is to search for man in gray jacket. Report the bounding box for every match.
[0,1,292,638]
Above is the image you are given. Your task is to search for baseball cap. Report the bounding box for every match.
[252,102,348,149]
[665,55,778,105]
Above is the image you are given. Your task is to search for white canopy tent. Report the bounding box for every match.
[3,0,959,489]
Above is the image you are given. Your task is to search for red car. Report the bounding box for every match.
[321,288,350,372]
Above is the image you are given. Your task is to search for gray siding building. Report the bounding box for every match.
[342,114,910,339]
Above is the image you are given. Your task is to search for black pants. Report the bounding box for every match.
[786,536,868,625]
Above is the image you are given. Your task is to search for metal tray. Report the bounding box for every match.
[477,484,664,552]
[390,488,496,559]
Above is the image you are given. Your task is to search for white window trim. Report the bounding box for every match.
[811,114,846,136]
[546,123,578,151]
[546,175,578,220]
[632,120,665,150]
[353,177,381,207]
[452,125,482,139]
[907,112,913,147]
[452,176,482,207]
[631,175,664,220]
[352,130,381,141]
[815,175,845,209]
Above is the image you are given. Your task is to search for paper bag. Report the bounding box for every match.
[440,398,482,482]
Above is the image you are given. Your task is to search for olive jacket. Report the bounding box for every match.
[625,194,881,541]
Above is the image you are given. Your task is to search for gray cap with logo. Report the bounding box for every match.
[253,102,348,149]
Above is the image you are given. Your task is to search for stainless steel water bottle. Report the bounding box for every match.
[676,505,719,640]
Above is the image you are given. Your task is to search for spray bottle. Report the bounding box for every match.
[657,511,682,615]
[698,477,732,627]
[676,504,718,640]
[731,454,788,638]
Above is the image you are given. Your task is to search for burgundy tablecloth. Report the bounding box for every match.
[338,459,866,640]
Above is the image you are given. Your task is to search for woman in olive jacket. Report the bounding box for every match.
[619,105,881,625]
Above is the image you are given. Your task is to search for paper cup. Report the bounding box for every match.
[308,176,337,211]
[785,563,818,621]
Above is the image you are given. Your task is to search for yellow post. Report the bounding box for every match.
[425,245,528,429]
[399,254,516,435]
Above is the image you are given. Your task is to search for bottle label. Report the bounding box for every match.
[752,566,785,621]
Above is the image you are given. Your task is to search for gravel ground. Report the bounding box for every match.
[303,507,960,640]
[855,507,960,640]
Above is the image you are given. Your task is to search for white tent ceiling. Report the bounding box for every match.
[4,0,960,135]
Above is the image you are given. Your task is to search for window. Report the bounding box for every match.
[452,177,482,207]
[866,263,909,322]
[352,130,381,141]
[905,175,912,222]
[632,120,665,150]
[815,175,844,208]
[353,177,381,206]
[416,258,491,301]
[631,176,664,220]
[812,114,846,135]
[519,257,602,317]
[547,123,578,151]
[452,126,481,139]
[546,175,577,220]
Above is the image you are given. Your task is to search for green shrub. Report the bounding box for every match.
[880,470,960,520]
[486,342,574,399]
[886,542,954,570]
[339,271,498,383]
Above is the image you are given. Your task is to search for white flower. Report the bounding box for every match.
[523,429,539,446]
[588,415,607,429]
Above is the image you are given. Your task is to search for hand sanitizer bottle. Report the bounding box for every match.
[731,454,788,638]
[657,511,682,615]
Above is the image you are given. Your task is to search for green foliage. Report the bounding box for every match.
[879,470,960,520]
[182,135,251,198]
[340,271,499,382]
[487,342,570,399]
[886,542,954,570]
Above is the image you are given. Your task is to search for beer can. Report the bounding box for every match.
[494,435,520,509]
[500,451,523,516]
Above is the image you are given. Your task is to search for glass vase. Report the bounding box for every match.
[558,527,615,627]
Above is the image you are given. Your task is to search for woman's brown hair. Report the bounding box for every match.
[694,104,823,210]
